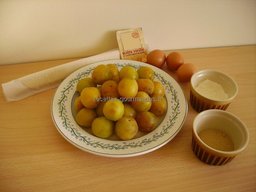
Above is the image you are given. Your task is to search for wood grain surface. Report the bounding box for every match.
[0,45,255,192]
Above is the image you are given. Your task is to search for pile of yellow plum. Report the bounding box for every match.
[74,64,167,141]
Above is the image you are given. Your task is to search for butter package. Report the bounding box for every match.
[116,28,147,62]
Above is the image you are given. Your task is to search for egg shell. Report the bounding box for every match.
[166,52,184,71]
[146,50,166,68]
[177,63,196,82]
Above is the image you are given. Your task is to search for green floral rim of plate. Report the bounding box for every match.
[56,62,181,151]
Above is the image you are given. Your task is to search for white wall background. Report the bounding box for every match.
[0,0,255,65]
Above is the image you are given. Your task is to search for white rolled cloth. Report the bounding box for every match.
[2,49,120,102]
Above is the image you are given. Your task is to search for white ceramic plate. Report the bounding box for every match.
[51,60,187,157]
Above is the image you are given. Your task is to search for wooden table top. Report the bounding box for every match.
[1,45,255,192]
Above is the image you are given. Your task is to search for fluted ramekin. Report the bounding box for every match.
[190,70,238,112]
[192,109,249,165]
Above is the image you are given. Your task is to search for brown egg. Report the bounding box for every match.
[176,63,196,82]
[166,52,184,71]
[147,49,166,68]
